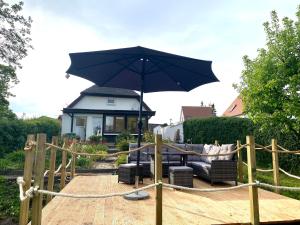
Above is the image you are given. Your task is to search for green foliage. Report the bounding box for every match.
[76,157,91,168]
[183,117,254,144]
[0,65,18,120]
[143,131,154,143]
[0,176,20,221]
[116,139,129,151]
[0,0,32,120]
[0,1,32,67]
[63,133,79,140]
[115,130,134,143]
[89,135,102,143]
[0,116,60,155]
[235,6,300,145]
[81,144,108,153]
[115,154,127,166]
[242,165,300,200]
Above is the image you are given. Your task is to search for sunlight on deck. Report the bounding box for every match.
[38,175,300,225]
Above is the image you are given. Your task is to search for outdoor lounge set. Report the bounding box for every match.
[118,143,237,187]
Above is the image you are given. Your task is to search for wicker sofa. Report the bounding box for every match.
[186,144,237,185]
[127,143,237,184]
[128,143,184,177]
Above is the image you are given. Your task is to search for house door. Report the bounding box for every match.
[75,116,86,140]
[92,116,103,136]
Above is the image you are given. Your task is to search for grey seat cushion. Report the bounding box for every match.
[190,161,211,175]
[186,144,204,161]
[169,166,193,172]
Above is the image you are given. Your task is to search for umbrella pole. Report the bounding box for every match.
[135,59,145,189]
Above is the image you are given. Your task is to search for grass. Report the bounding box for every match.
[242,165,300,200]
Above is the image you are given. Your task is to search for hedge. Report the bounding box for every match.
[0,116,60,156]
[183,117,255,144]
[183,117,300,175]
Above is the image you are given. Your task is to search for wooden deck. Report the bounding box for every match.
[38,175,300,225]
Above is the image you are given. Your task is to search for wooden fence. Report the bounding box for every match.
[18,133,300,225]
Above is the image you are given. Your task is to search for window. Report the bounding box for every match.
[127,116,138,133]
[104,116,125,133]
[75,117,86,127]
[127,116,147,133]
[105,116,114,132]
[115,116,125,132]
[107,97,115,105]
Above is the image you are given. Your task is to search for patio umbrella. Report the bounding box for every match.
[66,46,219,198]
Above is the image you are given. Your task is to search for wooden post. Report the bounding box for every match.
[246,136,260,225]
[70,139,76,179]
[60,138,68,189]
[272,139,280,193]
[19,135,35,225]
[237,140,243,183]
[155,134,162,225]
[46,136,58,203]
[31,133,47,225]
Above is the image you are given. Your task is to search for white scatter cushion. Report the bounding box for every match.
[219,144,235,160]
[201,144,213,163]
[207,145,221,163]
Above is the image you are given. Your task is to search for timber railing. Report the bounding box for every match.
[17,133,300,225]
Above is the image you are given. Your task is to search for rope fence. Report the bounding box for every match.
[17,176,300,202]
[45,142,155,158]
[17,133,300,225]
[255,143,300,154]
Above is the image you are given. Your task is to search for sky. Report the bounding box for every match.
[9,0,300,124]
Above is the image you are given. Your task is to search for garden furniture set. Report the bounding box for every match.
[118,143,237,187]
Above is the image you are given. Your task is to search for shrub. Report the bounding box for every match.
[115,154,127,166]
[0,159,10,170]
[0,116,60,155]
[183,117,254,144]
[5,151,25,165]
[143,131,154,143]
[116,139,129,151]
[89,135,102,143]
[76,157,91,168]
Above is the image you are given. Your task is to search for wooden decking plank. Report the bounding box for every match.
[36,175,300,225]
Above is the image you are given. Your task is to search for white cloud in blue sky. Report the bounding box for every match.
[9,0,300,123]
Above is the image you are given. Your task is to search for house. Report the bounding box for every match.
[61,85,155,141]
[222,96,244,117]
[180,106,215,122]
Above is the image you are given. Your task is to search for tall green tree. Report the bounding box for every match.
[0,0,32,119]
[235,6,300,142]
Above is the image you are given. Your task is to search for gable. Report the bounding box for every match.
[70,95,146,111]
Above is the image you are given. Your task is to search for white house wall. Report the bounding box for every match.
[61,113,104,139]
[72,96,146,111]
[153,123,184,143]
[61,114,71,135]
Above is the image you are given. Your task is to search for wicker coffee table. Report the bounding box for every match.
[169,166,193,187]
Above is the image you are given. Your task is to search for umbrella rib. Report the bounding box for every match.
[149,58,188,91]
[152,55,217,80]
[100,57,140,86]
[75,55,137,71]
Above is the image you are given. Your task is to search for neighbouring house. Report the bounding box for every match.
[222,96,245,117]
[179,106,215,122]
[61,85,155,142]
[153,123,184,143]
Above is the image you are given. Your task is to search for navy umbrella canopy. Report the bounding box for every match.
[66,46,218,196]
[66,46,218,92]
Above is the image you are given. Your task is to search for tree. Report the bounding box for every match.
[235,6,300,142]
[0,1,32,119]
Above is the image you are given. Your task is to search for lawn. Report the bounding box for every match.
[242,165,300,200]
